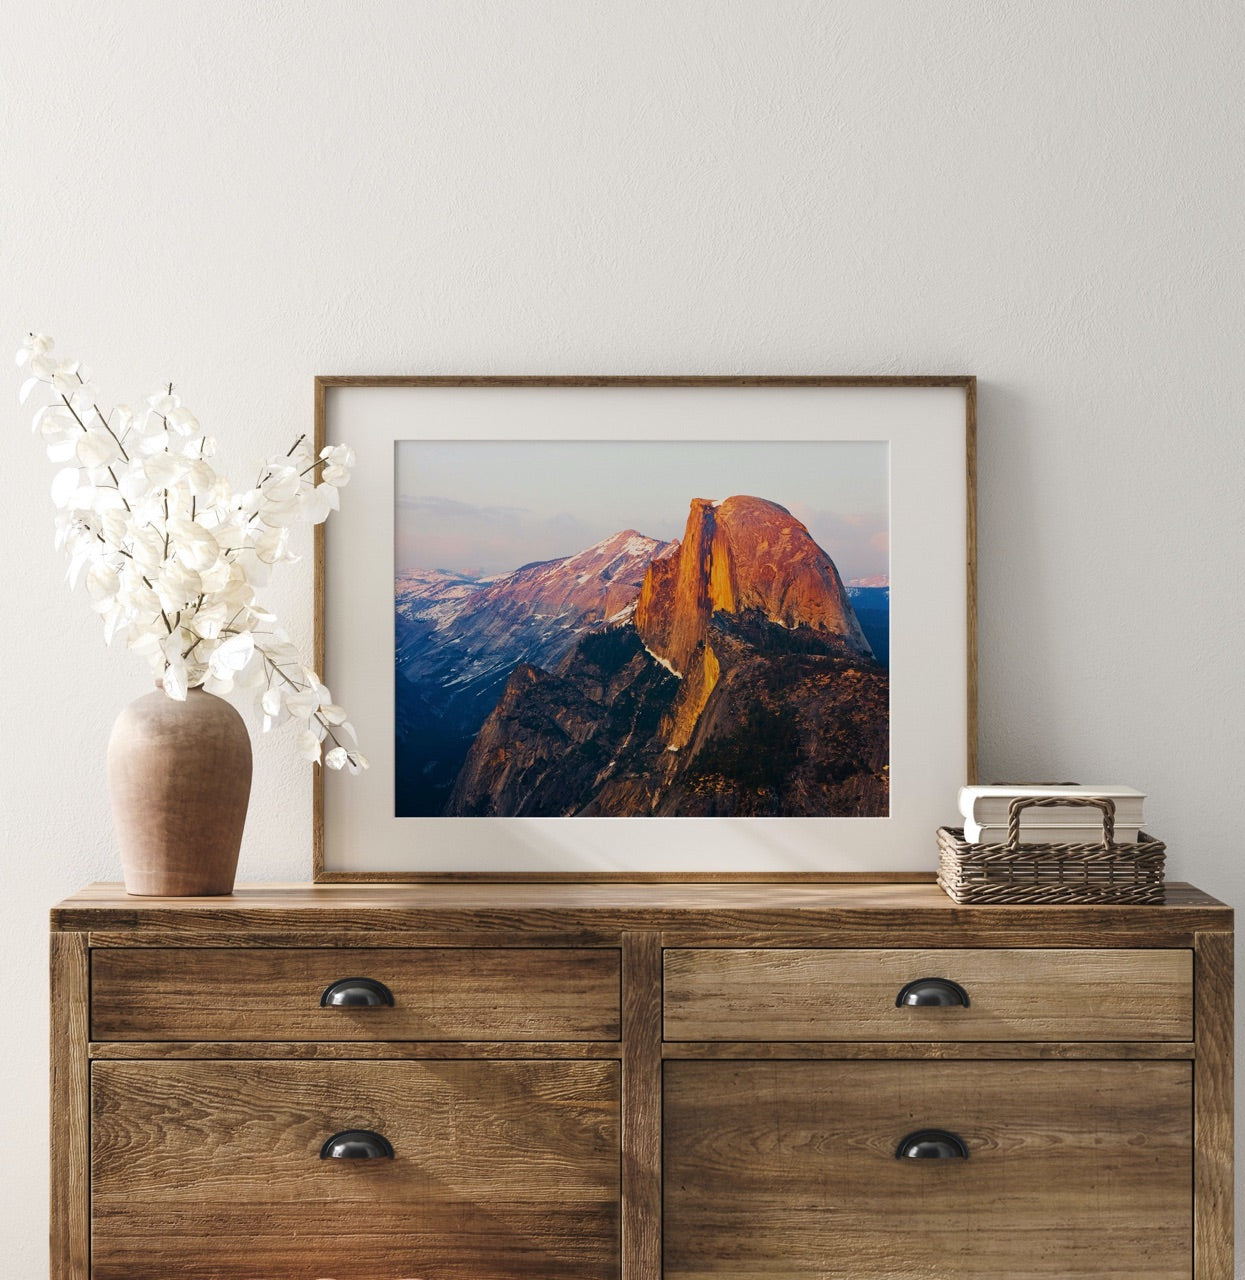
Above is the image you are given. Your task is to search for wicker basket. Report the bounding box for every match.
[937,796,1165,905]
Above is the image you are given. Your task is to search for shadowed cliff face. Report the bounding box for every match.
[447,496,887,819]
[447,612,888,817]
[635,495,872,677]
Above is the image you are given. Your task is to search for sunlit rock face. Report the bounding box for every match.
[635,495,871,678]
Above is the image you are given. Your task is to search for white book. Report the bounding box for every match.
[958,784,1145,826]
[963,819,1142,845]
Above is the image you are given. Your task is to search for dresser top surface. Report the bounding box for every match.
[51,879,1230,945]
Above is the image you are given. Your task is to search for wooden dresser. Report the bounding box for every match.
[51,878,1233,1279]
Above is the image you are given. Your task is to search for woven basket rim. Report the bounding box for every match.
[937,825,1165,857]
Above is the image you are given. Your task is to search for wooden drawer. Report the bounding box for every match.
[91,1059,620,1280]
[663,947,1192,1041]
[91,947,621,1041]
[664,1059,1192,1279]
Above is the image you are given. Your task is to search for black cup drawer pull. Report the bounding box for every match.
[895,977,970,1008]
[319,977,395,1008]
[895,1129,969,1160]
[320,1129,395,1160]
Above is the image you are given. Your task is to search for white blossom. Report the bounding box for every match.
[208,631,255,679]
[319,443,356,487]
[21,334,367,773]
[162,656,189,701]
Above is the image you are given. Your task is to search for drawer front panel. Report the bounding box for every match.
[664,1059,1191,1279]
[92,947,621,1041]
[663,947,1192,1041]
[91,1059,620,1280]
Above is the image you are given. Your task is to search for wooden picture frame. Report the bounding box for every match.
[314,376,976,881]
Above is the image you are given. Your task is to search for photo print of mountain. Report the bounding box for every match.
[394,439,889,819]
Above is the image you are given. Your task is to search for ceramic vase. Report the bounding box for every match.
[107,686,252,896]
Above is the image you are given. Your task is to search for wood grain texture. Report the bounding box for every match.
[1194,930,1233,1279]
[655,923,1216,947]
[89,1037,1201,1062]
[662,1039,1196,1061]
[91,1039,622,1060]
[86,927,628,949]
[50,881,1231,951]
[964,373,978,784]
[50,879,1231,1280]
[664,947,1192,1042]
[91,1059,620,1280]
[622,932,662,1280]
[311,869,938,884]
[49,931,89,1280]
[664,1059,1193,1280]
[91,947,620,1041]
[316,375,977,388]
[312,373,327,882]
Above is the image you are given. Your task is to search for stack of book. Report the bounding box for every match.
[957,784,1145,846]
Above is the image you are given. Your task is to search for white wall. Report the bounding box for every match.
[3,0,1242,1271]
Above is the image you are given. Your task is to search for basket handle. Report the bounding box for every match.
[1006,796,1117,850]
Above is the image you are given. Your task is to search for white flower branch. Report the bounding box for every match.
[19,333,368,774]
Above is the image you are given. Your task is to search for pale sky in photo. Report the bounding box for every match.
[395,440,889,581]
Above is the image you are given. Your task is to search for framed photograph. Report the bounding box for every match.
[314,377,975,880]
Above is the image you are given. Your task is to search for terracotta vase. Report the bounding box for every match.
[107,686,252,896]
